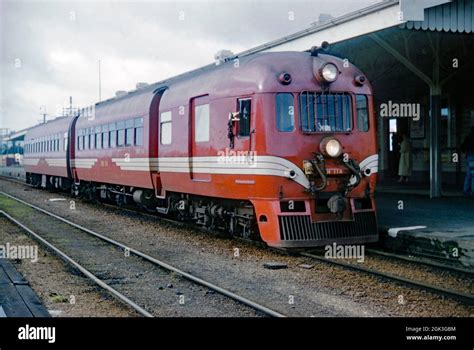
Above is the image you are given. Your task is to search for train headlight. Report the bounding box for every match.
[320,63,338,83]
[320,137,342,158]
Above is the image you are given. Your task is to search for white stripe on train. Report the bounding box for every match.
[23,154,378,190]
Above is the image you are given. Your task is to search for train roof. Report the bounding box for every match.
[90,51,370,121]
[24,116,73,140]
[94,51,314,107]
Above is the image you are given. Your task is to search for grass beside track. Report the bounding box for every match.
[0,193,35,217]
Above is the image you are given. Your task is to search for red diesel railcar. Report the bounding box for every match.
[24,116,72,189]
[24,50,379,248]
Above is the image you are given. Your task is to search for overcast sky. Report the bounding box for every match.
[0,0,379,131]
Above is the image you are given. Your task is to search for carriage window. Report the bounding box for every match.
[356,95,369,132]
[238,99,251,137]
[64,132,68,151]
[299,92,352,132]
[276,93,295,132]
[89,130,95,150]
[160,111,172,145]
[117,121,125,147]
[109,123,117,148]
[77,130,82,151]
[102,124,109,149]
[125,119,134,146]
[134,117,144,146]
[95,126,102,149]
[195,104,209,142]
[83,131,88,150]
[95,132,100,149]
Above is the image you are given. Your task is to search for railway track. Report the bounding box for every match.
[366,248,473,276]
[0,189,286,318]
[300,251,474,305]
[1,175,473,308]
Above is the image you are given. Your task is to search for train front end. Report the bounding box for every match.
[252,50,378,248]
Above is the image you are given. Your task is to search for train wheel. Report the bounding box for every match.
[115,193,126,206]
[71,184,80,198]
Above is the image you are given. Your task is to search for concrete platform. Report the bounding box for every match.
[0,259,49,317]
[376,189,474,270]
[0,166,25,181]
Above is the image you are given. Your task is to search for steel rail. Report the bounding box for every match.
[366,248,473,276]
[4,176,472,307]
[0,210,154,317]
[300,252,474,305]
[0,190,286,318]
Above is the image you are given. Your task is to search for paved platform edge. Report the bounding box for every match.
[378,226,474,270]
[0,259,50,317]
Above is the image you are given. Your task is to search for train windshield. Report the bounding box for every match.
[299,92,352,132]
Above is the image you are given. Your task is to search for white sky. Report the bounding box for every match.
[0,0,379,131]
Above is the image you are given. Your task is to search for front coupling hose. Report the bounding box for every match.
[343,158,361,192]
[307,154,328,194]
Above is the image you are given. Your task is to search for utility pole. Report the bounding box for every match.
[98,59,102,102]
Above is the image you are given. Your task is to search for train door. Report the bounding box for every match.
[67,115,80,182]
[151,87,167,197]
[190,95,211,182]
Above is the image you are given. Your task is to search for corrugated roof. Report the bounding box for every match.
[402,0,473,32]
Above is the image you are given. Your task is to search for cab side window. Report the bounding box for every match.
[276,93,295,132]
[238,99,251,137]
[356,95,369,132]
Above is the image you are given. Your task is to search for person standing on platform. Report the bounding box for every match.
[398,134,412,183]
[461,127,474,197]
